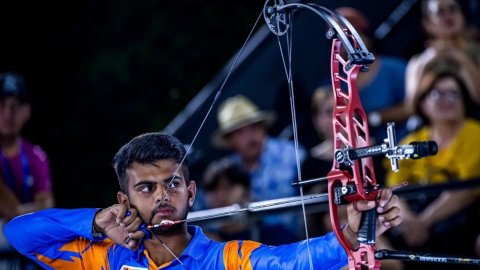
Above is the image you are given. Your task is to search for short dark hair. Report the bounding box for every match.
[113,132,189,193]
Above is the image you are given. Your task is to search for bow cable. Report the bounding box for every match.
[273,8,314,270]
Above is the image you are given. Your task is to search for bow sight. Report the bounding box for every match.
[334,122,438,172]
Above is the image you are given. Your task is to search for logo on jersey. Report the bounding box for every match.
[120,265,148,270]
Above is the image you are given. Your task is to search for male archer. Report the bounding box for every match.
[4,132,401,269]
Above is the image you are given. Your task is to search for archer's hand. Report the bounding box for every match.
[93,204,146,250]
[345,188,402,242]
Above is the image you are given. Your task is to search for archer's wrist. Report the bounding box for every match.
[342,224,359,250]
[92,209,106,240]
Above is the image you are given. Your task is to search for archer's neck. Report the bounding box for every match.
[144,230,192,267]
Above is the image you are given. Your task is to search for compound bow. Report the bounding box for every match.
[262,1,476,269]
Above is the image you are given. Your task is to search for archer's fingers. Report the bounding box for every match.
[125,216,143,233]
[376,188,394,212]
[115,204,129,224]
[378,205,402,228]
[122,208,139,225]
[127,230,146,240]
[352,200,376,213]
[124,237,140,250]
[377,192,399,216]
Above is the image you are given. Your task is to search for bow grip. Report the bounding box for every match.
[357,207,376,244]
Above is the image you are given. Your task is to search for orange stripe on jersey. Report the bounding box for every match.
[36,238,114,270]
[223,240,261,270]
[144,249,173,269]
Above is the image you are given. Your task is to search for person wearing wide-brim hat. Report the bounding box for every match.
[211,95,276,149]
[385,67,480,260]
[208,94,306,245]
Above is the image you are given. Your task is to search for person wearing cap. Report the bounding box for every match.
[385,67,480,268]
[0,72,55,269]
[211,94,306,244]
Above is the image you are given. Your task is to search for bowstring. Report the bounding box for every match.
[148,7,266,265]
[274,12,314,270]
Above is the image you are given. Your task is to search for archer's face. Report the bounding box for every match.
[122,159,196,228]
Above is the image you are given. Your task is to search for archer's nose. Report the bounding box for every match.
[155,186,171,205]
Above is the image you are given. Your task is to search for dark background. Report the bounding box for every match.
[0,0,478,208]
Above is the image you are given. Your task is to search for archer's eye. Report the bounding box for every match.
[138,184,154,193]
[166,180,180,189]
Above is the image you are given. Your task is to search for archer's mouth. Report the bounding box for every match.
[153,206,175,219]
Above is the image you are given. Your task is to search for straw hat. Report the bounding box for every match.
[211,95,276,148]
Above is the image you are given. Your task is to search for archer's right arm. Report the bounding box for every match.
[4,208,113,269]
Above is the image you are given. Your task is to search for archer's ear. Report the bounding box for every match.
[187,181,197,207]
[117,191,129,206]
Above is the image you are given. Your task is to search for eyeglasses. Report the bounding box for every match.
[426,89,461,101]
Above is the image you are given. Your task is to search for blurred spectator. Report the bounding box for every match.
[210,94,305,245]
[336,7,410,144]
[405,0,480,119]
[301,88,334,188]
[0,72,55,270]
[202,159,251,242]
[301,87,338,238]
[203,159,250,209]
[385,68,480,269]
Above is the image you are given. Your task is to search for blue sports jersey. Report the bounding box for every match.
[4,208,348,269]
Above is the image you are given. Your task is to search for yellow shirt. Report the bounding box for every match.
[385,119,480,187]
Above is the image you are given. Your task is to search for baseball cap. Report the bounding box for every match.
[0,72,29,102]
